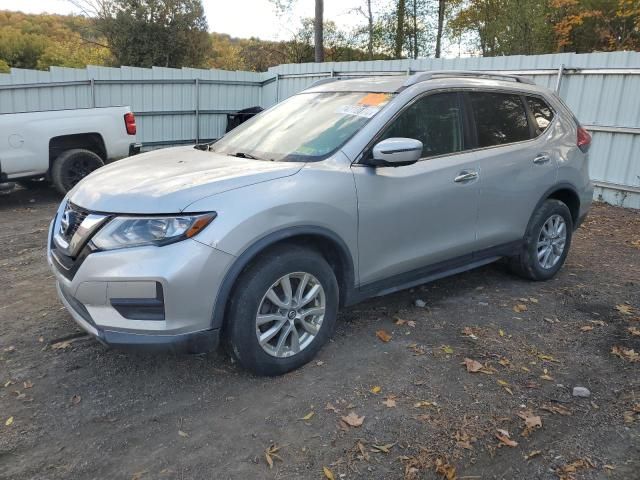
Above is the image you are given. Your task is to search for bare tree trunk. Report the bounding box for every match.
[435,0,445,58]
[314,0,324,62]
[367,0,374,60]
[412,0,418,59]
[395,0,405,58]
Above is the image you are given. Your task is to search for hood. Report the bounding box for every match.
[68,146,303,213]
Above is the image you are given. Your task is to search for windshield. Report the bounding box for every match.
[211,91,394,162]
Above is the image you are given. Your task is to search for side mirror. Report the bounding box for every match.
[369,138,423,167]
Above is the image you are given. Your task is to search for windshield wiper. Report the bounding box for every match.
[228,152,260,160]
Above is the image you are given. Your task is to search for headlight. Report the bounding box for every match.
[90,213,216,251]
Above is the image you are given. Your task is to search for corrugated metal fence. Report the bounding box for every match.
[1,52,639,207]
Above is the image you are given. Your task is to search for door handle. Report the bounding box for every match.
[533,154,550,165]
[454,171,478,183]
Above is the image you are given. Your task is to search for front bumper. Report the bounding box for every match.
[47,211,234,353]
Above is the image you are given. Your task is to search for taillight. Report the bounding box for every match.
[124,112,136,135]
[577,126,591,153]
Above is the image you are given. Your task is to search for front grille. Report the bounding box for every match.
[60,202,90,242]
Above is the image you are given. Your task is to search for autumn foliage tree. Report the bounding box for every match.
[551,0,640,52]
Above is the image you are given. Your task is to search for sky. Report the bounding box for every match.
[0,0,367,40]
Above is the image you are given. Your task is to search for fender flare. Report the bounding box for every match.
[532,182,579,216]
[210,225,356,330]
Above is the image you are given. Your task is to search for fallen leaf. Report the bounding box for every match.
[517,410,542,436]
[354,440,370,461]
[615,304,634,315]
[513,304,528,313]
[495,429,518,447]
[341,411,364,427]
[630,239,640,249]
[611,345,639,362]
[325,402,338,413]
[382,397,397,408]
[70,394,81,405]
[4,380,14,388]
[414,400,435,408]
[462,358,484,373]
[441,345,454,354]
[5,416,14,426]
[4,346,16,353]
[589,320,606,326]
[300,411,315,421]
[462,327,478,340]
[394,318,407,325]
[370,386,381,394]
[580,325,593,332]
[499,357,510,367]
[264,444,281,469]
[555,458,594,478]
[316,361,325,366]
[23,381,33,389]
[628,326,640,337]
[178,430,189,438]
[407,320,416,327]
[371,442,395,453]
[376,330,392,342]
[525,450,542,460]
[323,466,335,480]
[499,328,505,337]
[623,411,636,424]
[434,457,457,480]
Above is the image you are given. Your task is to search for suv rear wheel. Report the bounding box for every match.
[510,199,573,281]
[226,245,339,376]
[51,149,104,194]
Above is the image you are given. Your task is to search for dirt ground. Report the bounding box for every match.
[0,186,638,480]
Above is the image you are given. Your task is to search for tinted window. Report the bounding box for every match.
[379,92,463,158]
[469,92,530,147]
[527,96,554,135]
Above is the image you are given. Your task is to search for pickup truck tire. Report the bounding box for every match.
[225,244,339,376]
[51,149,104,194]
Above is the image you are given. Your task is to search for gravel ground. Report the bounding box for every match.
[0,186,639,480]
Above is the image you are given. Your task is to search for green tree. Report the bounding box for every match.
[449,0,554,56]
[71,0,211,68]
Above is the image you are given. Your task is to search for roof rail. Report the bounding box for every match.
[305,77,340,89]
[403,70,536,87]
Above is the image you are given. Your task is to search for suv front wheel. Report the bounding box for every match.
[226,245,339,376]
[510,199,573,281]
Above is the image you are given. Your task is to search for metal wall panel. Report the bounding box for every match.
[0,52,638,207]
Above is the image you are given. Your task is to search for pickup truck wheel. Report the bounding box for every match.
[509,199,573,281]
[225,245,339,376]
[51,149,104,194]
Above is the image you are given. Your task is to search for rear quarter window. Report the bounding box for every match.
[468,92,530,147]
[526,96,555,136]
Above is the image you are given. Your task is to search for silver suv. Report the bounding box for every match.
[48,71,593,375]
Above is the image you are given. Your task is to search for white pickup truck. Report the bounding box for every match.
[0,106,140,194]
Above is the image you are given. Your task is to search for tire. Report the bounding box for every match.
[51,149,104,195]
[509,199,573,281]
[225,244,339,376]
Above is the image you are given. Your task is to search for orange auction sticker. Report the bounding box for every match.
[358,93,391,106]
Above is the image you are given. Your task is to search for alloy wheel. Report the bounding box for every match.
[255,272,326,358]
[537,214,567,269]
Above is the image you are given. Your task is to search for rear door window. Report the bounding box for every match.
[378,92,464,159]
[468,92,530,147]
[526,96,554,135]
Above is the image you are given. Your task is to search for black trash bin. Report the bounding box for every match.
[226,106,263,133]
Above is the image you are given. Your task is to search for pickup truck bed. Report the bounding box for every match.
[0,106,140,193]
